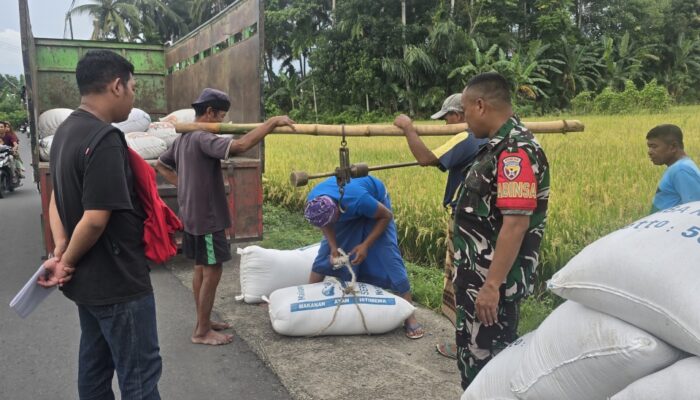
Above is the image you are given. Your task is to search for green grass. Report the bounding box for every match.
[405,261,443,310]
[259,203,323,249]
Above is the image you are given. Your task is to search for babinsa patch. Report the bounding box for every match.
[502,156,522,180]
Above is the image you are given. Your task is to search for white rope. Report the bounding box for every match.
[308,248,370,337]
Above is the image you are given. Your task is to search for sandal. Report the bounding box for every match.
[404,322,425,339]
[435,342,458,359]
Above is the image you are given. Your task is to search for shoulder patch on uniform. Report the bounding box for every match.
[502,155,522,181]
[496,148,537,211]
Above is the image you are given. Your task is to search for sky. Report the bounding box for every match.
[0,0,92,76]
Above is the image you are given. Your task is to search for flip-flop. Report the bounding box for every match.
[435,342,458,359]
[404,322,425,340]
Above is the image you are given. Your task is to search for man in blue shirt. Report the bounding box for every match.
[304,176,423,339]
[394,94,487,357]
[646,124,700,213]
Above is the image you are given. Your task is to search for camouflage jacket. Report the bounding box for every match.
[452,116,550,302]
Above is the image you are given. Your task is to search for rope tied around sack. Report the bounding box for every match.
[307,248,371,337]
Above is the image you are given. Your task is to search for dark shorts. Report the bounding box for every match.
[182,230,232,266]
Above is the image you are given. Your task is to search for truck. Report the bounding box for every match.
[18,0,265,257]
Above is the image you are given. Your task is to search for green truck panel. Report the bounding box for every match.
[34,39,168,115]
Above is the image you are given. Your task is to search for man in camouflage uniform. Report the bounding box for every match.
[452,72,550,389]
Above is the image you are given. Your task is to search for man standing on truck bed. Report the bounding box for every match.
[155,88,295,345]
[38,50,162,399]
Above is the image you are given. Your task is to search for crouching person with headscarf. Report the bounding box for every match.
[303,175,424,339]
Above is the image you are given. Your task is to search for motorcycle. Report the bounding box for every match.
[20,123,29,139]
[0,144,22,198]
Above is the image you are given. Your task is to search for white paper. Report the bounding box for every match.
[9,265,56,318]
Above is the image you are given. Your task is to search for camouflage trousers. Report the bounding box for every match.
[454,283,520,389]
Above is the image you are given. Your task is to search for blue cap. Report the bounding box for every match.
[191,88,231,110]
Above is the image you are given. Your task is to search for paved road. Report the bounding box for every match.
[0,135,291,399]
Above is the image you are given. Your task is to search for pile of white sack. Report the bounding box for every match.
[159,108,195,123]
[268,280,415,336]
[236,243,415,337]
[463,202,700,400]
[37,108,73,139]
[38,108,192,161]
[113,108,151,133]
[236,243,320,304]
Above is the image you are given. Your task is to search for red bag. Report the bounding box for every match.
[127,148,183,264]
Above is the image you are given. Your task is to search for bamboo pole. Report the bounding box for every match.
[173,120,584,136]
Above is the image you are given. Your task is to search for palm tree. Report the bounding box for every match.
[448,39,501,84]
[493,40,563,100]
[189,0,230,27]
[133,0,186,43]
[600,32,659,90]
[556,36,602,100]
[382,45,438,115]
[70,0,141,41]
[664,33,700,100]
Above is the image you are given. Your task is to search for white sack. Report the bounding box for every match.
[147,121,179,148]
[113,108,151,133]
[125,132,167,160]
[268,281,415,336]
[236,243,320,304]
[462,333,531,400]
[511,301,683,400]
[160,108,195,123]
[548,203,700,355]
[38,135,53,162]
[37,108,73,139]
[610,357,700,400]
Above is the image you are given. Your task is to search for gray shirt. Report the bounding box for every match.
[159,130,233,236]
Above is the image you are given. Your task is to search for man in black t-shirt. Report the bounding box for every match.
[155,88,294,345]
[38,50,162,399]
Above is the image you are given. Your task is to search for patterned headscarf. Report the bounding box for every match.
[304,195,338,227]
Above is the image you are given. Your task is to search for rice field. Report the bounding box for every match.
[262,105,700,290]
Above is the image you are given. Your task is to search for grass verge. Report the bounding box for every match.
[259,203,555,335]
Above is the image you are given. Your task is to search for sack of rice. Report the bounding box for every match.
[461,333,531,400]
[125,132,167,160]
[113,108,151,133]
[611,357,700,400]
[511,301,684,400]
[236,243,320,304]
[37,108,73,139]
[147,121,179,147]
[39,135,53,162]
[268,280,415,336]
[160,108,195,123]
[548,202,700,355]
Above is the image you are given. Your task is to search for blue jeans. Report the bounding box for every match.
[77,293,162,400]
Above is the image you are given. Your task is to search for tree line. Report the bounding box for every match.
[70,0,700,120]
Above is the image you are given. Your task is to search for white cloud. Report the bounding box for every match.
[0,29,23,77]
